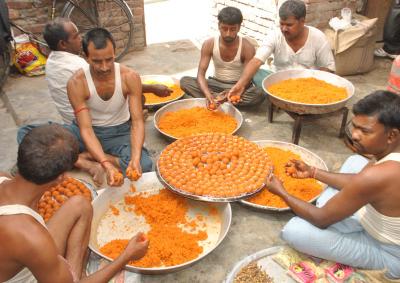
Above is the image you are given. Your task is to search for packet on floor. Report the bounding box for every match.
[288,261,318,283]
[324,263,355,283]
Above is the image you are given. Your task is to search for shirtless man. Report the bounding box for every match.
[0,124,148,282]
[180,6,265,107]
[266,90,400,279]
[228,0,335,102]
[67,28,151,187]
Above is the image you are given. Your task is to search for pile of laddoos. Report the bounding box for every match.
[267,77,348,104]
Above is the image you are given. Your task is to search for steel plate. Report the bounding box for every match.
[89,172,232,274]
[141,75,185,107]
[263,69,355,114]
[240,140,328,212]
[154,98,243,140]
[156,162,267,203]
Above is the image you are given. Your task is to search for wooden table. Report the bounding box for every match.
[267,101,349,145]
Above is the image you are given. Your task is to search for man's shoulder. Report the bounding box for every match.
[308,26,329,41]
[119,64,139,78]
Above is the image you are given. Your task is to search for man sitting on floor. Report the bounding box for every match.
[17,18,170,186]
[179,6,265,107]
[265,90,400,279]
[67,28,152,187]
[0,124,148,282]
[228,0,335,101]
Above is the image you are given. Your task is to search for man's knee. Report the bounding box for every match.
[65,195,93,218]
[340,154,369,174]
[180,76,196,88]
[281,217,315,247]
[140,151,153,173]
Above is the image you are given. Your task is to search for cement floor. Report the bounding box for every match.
[0,39,394,282]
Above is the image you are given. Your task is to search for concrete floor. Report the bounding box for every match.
[0,0,395,281]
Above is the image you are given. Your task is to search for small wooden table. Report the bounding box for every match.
[267,101,349,145]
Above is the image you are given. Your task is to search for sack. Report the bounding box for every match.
[383,0,400,54]
[325,15,378,76]
[13,34,46,76]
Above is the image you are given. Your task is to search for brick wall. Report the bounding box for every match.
[212,0,358,44]
[6,0,146,51]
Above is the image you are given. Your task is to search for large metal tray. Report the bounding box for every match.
[156,162,267,203]
[263,69,355,114]
[240,140,328,212]
[141,75,184,107]
[89,172,232,274]
[154,98,243,140]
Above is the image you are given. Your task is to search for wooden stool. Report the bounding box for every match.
[267,101,349,145]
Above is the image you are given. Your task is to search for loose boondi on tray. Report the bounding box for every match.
[143,82,184,104]
[158,133,273,198]
[267,77,348,104]
[247,147,323,208]
[99,189,208,267]
[158,106,237,138]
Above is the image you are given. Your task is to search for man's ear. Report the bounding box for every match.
[57,40,67,51]
[387,128,400,144]
[56,173,66,183]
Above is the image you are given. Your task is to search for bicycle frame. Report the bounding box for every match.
[51,0,100,26]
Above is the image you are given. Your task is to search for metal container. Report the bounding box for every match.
[156,163,267,203]
[154,98,243,140]
[240,140,328,212]
[141,75,184,107]
[263,69,355,114]
[89,172,232,274]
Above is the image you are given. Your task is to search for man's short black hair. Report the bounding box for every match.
[43,17,70,51]
[17,124,79,185]
[353,90,400,129]
[82,28,116,56]
[279,0,306,20]
[218,6,243,25]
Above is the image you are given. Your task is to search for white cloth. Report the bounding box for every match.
[0,177,46,283]
[83,63,130,127]
[358,152,400,245]
[45,51,88,124]
[255,26,336,72]
[212,36,243,81]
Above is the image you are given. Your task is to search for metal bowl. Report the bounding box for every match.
[154,98,243,140]
[141,75,184,107]
[263,69,355,114]
[240,140,328,212]
[156,162,267,203]
[89,172,232,274]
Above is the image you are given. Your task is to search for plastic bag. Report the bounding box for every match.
[13,34,46,76]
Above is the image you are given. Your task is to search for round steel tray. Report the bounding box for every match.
[240,140,328,212]
[89,172,232,274]
[141,75,184,107]
[263,69,355,114]
[156,162,267,203]
[154,98,243,140]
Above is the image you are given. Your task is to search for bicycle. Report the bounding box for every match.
[10,0,134,61]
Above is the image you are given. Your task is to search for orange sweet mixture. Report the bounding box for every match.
[248,147,323,208]
[126,167,140,181]
[267,77,348,104]
[38,177,92,222]
[144,84,183,104]
[158,107,238,138]
[158,133,273,198]
[99,189,208,267]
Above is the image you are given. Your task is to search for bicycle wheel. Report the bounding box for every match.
[0,43,11,91]
[61,0,134,61]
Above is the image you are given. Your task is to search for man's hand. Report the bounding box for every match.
[285,159,314,179]
[146,84,173,97]
[265,173,287,197]
[123,232,149,261]
[227,84,244,105]
[103,162,124,187]
[128,158,142,176]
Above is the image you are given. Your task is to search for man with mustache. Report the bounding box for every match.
[228,0,335,102]
[67,28,152,187]
[179,6,265,107]
[266,91,400,279]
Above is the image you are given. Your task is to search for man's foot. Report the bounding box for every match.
[88,164,105,187]
[374,48,398,59]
